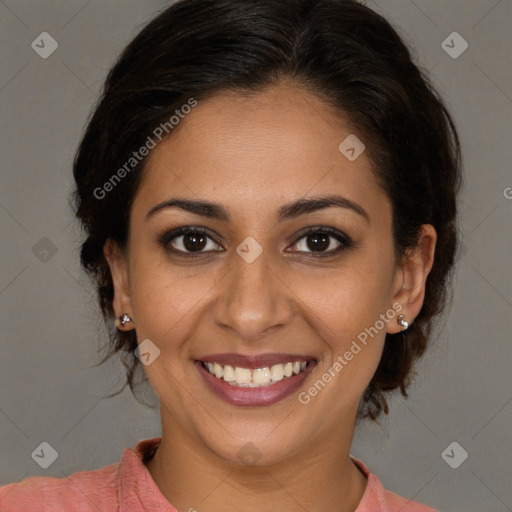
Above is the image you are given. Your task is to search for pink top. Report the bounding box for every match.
[0,437,438,511]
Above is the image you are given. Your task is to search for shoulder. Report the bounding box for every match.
[0,462,119,512]
[378,487,439,512]
[351,456,439,512]
[0,437,163,512]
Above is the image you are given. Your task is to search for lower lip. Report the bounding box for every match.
[195,361,315,406]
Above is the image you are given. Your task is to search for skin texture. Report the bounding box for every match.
[104,82,436,512]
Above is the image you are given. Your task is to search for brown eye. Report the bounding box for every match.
[159,227,222,255]
[180,232,208,252]
[304,233,332,252]
[289,227,352,256]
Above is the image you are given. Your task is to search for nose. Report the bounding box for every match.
[212,245,295,342]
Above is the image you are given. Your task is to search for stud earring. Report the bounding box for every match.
[397,314,409,331]
[119,313,134,328]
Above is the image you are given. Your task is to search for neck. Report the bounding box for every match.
[145,407,367,512]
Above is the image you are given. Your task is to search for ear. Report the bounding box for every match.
[103,239,134,329]
[387,224,437,334]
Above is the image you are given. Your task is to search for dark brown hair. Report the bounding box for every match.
[72,0,462,421]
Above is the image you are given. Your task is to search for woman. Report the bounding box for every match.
[0,0,461,510]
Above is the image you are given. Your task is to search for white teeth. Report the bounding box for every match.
[270,364,284,382]
[252,367,270,385]
[223,365,235,382]
[203,360,309,387]
[234,366,252,384]
[214,362,223,379]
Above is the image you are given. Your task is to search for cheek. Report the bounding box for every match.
[129,246,395,347]
[128,247,225,358]
[292,268,394,418]
[292,259,395,346]
[291,255,396,400]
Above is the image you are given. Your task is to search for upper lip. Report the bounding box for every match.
[197,353,317,369]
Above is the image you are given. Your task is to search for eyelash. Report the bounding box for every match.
[158,226,353,259]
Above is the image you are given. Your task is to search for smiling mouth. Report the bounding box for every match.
[201,360,311,387]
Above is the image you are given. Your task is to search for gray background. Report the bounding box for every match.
[0,1,511,511]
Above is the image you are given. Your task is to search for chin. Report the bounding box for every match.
[204,431,303,468]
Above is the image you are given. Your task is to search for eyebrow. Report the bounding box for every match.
[146,194,370,224]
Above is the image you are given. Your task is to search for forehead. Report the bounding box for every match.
[135,83,389,223]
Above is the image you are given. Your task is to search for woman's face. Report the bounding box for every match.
[107,83,429,465]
